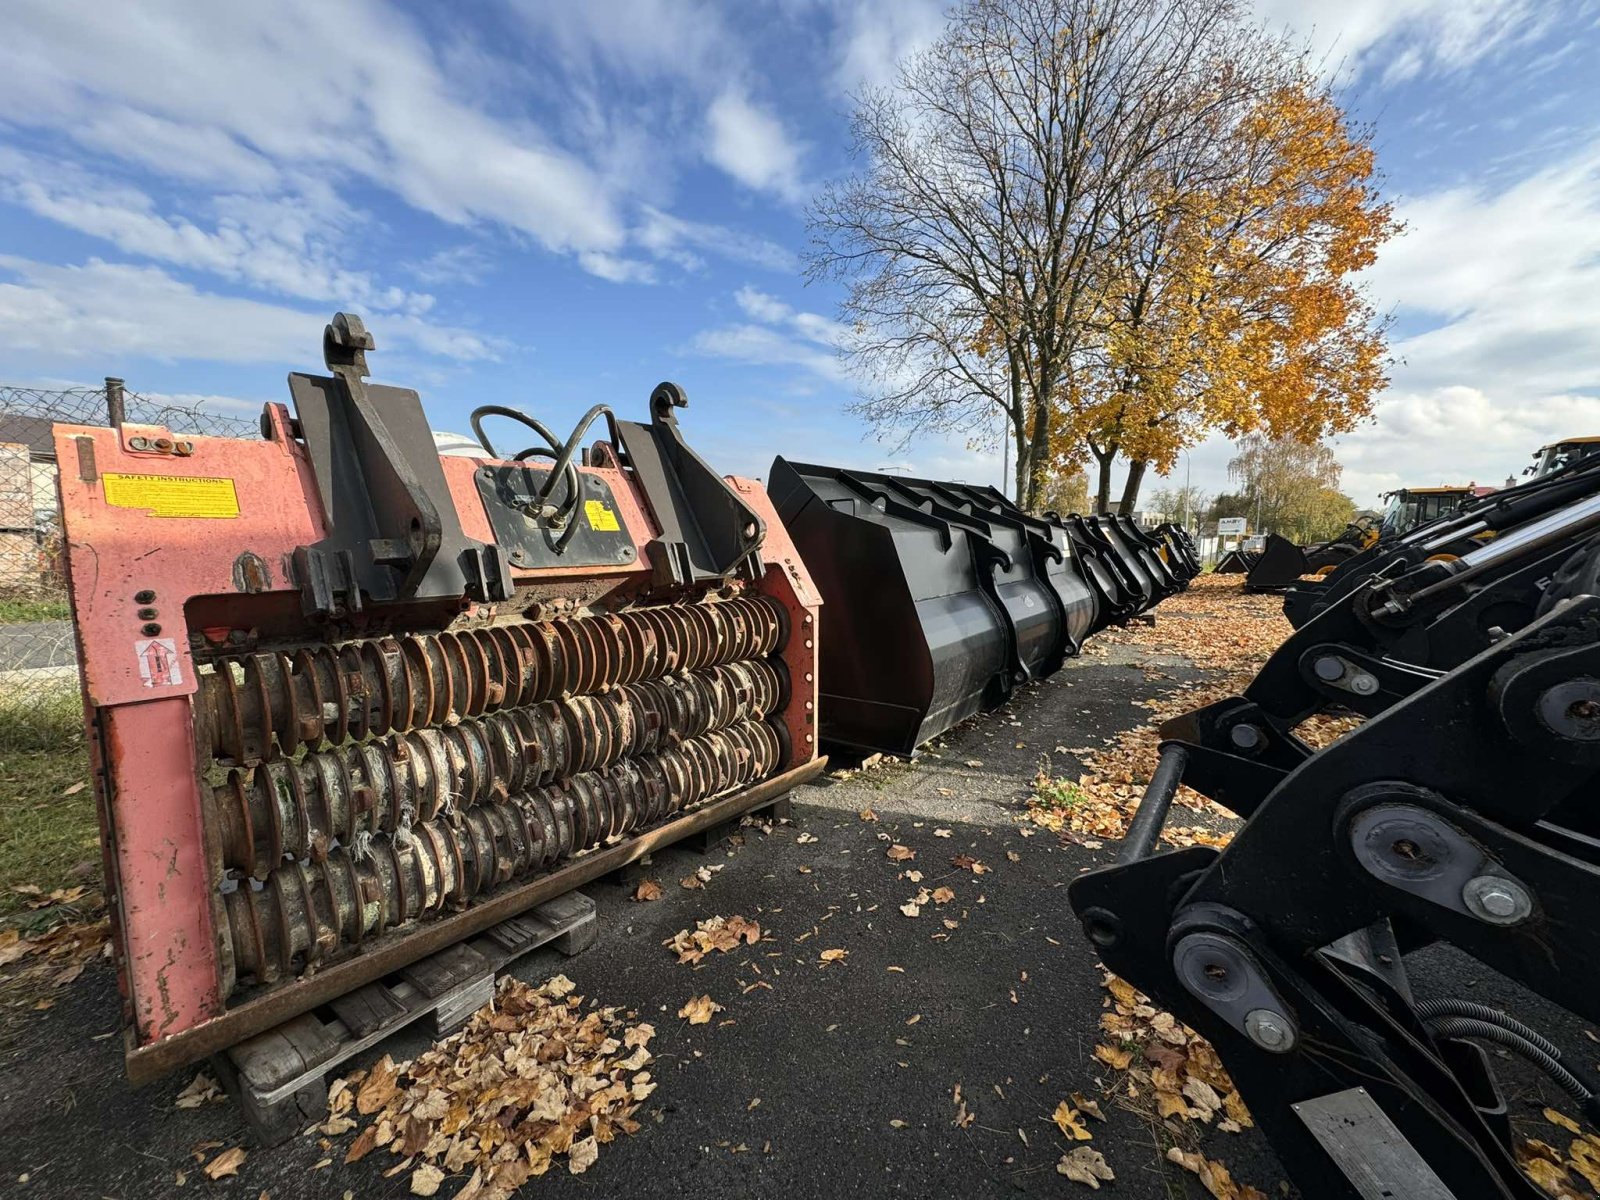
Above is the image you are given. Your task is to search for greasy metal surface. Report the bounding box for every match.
[124,756,826,1085]
[197,595,786,764]
[474,464,637,571]
[222,718,782,985]
[210,659,785,874]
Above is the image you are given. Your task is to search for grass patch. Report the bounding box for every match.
[1033,775,1090,811]
[0,688,97,923]
[0,593,71,624]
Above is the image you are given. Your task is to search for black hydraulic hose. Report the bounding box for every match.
[539,403,616,553]
[1416,999,1563,1060]
[469,404,564,462]
[469,404,582,543]
[536,403,612,507]
[1429,1016,1600,1123]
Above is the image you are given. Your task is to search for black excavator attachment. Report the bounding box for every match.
[765,458,1195,756]
[1069,477,1600,1200]
[1285,451,1600,628]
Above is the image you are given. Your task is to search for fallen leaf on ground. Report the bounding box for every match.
[1166,1147,1267,1199]
[409,1163,445,1196]
[886,844,915,862]
[204,1148,246,1180]
[1546,1108,1583,1136]
[1070,1092,1104,1121]
[933,828,952,838]
[174,1071,222,1110]
[679,994,723,1025]
[796,832,818,844]
[899,902,920,918]
[568,1136,599,1175]
[859,808,879,821]
[819,948,849,965]
[665,915,762,963]
[633,879,663,902]
[1093,1044,1133,1071]
[1058,1146,1115,1188]
[931,886,954,905]
[950,854,989,874]
[1053,1101,1093,1142]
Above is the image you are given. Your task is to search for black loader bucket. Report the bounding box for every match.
[766,458,1103,757]
[1058,514,1147,623]
[1243,533,1313,592]
[1215,549,1254,573]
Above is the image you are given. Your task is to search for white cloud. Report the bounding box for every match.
[406,244,494,287]
[705,89,808,203]
[0,256,497,365]
[0,148,435,315]
[1251,0,1547,81]
[829,0,946,93]
[0,0,626,267]
[694,286,851,382]
[637,209,797,274]
[733,285,795,324]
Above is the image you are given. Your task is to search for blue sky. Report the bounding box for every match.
[1,0,1598,509]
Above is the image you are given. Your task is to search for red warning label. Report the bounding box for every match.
[135,637,183,688]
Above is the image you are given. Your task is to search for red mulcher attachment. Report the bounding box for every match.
[55,313,822,1083]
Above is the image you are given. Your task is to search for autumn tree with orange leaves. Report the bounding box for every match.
[1078,74,1395,514]
[809,0,1394,514]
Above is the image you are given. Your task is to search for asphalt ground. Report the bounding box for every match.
[0,639,1589,1199]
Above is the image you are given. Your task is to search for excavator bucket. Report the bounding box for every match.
[1243,533,1313,591]
[766,459,1115,756]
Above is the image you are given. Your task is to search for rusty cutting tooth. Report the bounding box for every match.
[221,718,782,986]
[198,595,786,764]
[208,658,785,875]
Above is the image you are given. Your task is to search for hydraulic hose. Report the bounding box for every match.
[1428,1016,1600,1125]
[469,404,582,542]
[1415,999,1564,1060]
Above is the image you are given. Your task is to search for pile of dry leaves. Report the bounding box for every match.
[1520,1107,1600,1198]
[0,885,108,1008]
[664,914,762,963]
[1029,574,1360,849]
[325,973,654,1198]
[1088,971,1269,1199]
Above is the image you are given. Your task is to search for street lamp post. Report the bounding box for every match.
[1180,449,1192,532]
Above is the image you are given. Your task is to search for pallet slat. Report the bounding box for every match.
[216,890,598,1146]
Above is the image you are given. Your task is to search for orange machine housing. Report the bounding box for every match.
[55,314,821,1082]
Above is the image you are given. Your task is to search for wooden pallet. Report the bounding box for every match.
[212,890,597,1145]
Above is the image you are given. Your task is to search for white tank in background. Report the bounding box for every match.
[434,430,488,457]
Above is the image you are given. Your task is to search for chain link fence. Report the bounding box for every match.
[0,380,254,732]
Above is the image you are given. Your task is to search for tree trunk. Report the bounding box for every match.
[1117,459,1149,515]
[1013,425,1030,508]
[1093,447,1116,515]
[1023,397,1051,511]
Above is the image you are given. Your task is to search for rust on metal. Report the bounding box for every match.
[124,755,825,1084]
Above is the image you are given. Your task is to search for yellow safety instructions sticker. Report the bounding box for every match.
[103,472,240,519]
[584,499,620,532]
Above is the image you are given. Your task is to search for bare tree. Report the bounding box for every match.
[808,0,1268,510]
